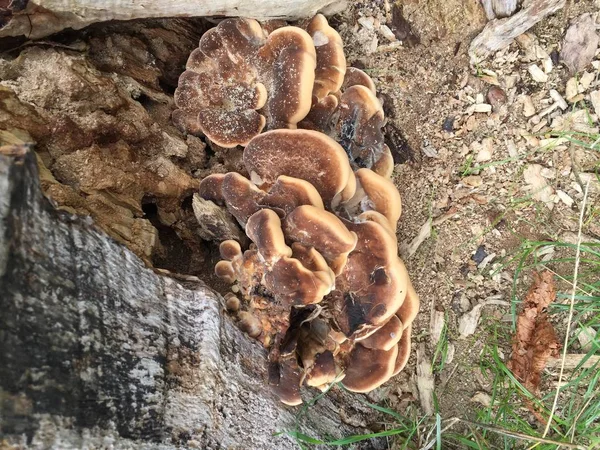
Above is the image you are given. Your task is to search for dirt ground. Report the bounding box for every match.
[333,0,600,445]
[1,0,599,448]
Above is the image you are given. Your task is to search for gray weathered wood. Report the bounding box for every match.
[0,150,383,449]
[469,0,565,63]
[0,0,347,40]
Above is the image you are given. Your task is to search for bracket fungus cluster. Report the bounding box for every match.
[177,15,419,405]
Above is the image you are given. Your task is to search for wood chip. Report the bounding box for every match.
[430,309,446,346]
[524,164,554,205]
[400,219,431,259]
[522,95,536,117]
[379,24,396,41]
[549,89,568,110]
[469,0,564,62]
[565,77,578,100]
[556,189,574,207]
[459,297,509,337]
[476,137,494,162]
[471,391,492,407]
[590,90,600,117]
[416,344,435,415]
[528,64,548,82]
[579,71,595,91]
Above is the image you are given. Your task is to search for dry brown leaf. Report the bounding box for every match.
[507,271,561,422]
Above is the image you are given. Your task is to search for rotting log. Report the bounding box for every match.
[0,150,384,449]
[0,0,348,40]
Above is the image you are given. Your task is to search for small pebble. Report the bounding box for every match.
[472,245,488,265]
[442,116,455,132]
[487,86,507,111]
[358,16,375,30]
[473,103,492,113]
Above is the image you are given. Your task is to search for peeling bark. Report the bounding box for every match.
[0,0,348,40]
[0,150,384,449]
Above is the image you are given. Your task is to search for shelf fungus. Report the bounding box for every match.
[174,15,392,177]
[184,15,419,406]
[173,18,317,147]
[198,129,419,405]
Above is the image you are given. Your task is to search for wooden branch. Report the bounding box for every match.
[0,0,347,40]
[0,149,383,449]
[469,0,565,63]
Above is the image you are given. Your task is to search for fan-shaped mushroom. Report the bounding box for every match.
[181,15,419,406]
[173,18,316,147]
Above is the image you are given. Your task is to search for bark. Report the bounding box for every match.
[0,150,384,449]
[0,0,348,40]
[469,0,565,63]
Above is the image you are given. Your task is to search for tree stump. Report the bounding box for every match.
[0,150,384,449]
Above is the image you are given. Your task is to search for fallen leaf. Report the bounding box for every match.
[561,13,600,74]
[507,271,561,423]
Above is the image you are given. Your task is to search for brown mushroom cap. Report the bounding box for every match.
[222,172,266,225]
[357,210,397,240]
[224,293,241,312]
[245,209,292,262]
[305,14,346,101]
[257,26,316,129]
[199,173,226,204]
[305,350,339,387]
[284,205,357,275]
[355,168,402,227]
[261,175,325,214]
[342,67,377,94]
[358,315,403,351]
[220,240,242,261]
[341,343,398,393]
[244,129,355,208]
[269,358,303,406]
[331,219,407,338]
[173,19,268,147]
[238,311,263,338]
[396,274,420,329]
[291,243,334,282]
[337,85,386,172]
[392,324,412,376]
[372,144,394,179]
[215,260,236,283]
[264,256,334,306]
[174,19,317,147]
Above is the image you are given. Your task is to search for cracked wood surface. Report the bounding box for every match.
[0,151,383,449]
